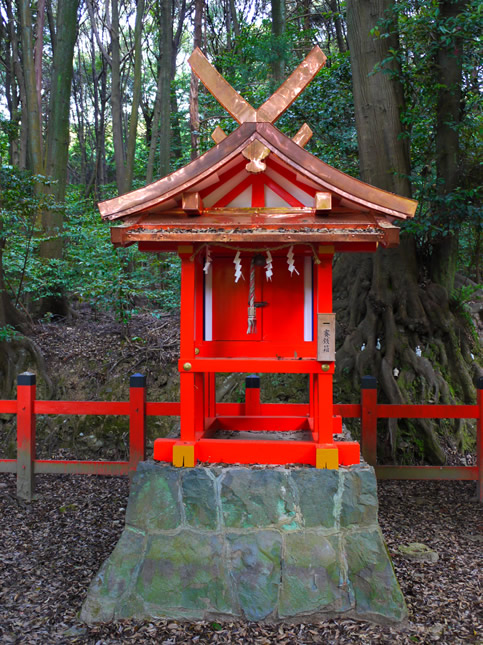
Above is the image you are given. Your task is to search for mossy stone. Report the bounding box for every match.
[345,529,407,623]
[181,469,218,530]
[220,469,298,529]
[289,469,339,528]
[80,527,145,623]
[340,468,378,528]
[126,462,181,531]
[227,531,282,620]
[136,531,232,613]
[279,532,352,616]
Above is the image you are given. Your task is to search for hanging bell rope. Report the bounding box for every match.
[247,258,257,334]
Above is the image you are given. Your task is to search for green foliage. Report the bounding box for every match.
[0,324,19,342]
[0,170,181,322]
[371,0,482,262]
[62,186,180,321]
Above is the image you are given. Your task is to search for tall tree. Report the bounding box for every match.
[430,0,466,293]
[271,0,286,85]
[334,0,477,465]
[189,0,204,160]
[146,0,174,181]
[110,0,126,193]
[124,0,145,192]
[18,0,80,316]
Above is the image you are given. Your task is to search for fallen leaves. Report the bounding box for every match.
[0,475,481,644]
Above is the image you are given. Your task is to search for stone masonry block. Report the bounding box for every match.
[289,469,339,528]
[126,462,181,532]
[279,531,352,617]
[227,531,282,620]
[220,469,299,529]
[181,468,218,530]
[80,528,145,623]
[82,464,407,625]
[345,528,407,623]
[135,530,232,614]
[340,468,378,528]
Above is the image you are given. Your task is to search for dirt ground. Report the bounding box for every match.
[0,474,481,645]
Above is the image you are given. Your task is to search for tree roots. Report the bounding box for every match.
[333,244,482,465]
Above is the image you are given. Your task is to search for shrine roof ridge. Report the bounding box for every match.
[99,122,417,222]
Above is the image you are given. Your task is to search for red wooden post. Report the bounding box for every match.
[179,247,197,443]
[315,250,335,444]
[245,375,261,416]
[194,372,205,440]
[205,373,216,418]
[17,372,36,501]
[180,372,196,442]
[361,375,378,466]
[477,377,483,503]
[129,373,146,473]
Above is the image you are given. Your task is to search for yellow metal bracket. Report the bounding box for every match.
[173,443,195,468]
[316,447,339,470]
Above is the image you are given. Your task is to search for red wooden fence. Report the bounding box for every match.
[1,372,481,502]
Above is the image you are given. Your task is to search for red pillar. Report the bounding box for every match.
[194,372,205,440]
[129,373,146,473]
[179,247,197,443]
[361,375,378,466]
[315,248,334,443]
[245,375,261,416]
[17,372,36,501]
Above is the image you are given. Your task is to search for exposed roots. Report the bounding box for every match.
[333,242,482,465]
[0,336,53,400]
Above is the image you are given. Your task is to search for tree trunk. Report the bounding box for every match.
[146,0,173,182]
[189,0,203,160]
[17,0,44,174]
[5,0,27,168]
[110,0,125,194]
[328,0,347,53]
[271,0,285,85]
[124,0,145,192]
[338,0,479,465]
[430,0,466,294]
[346,0,410,196]
[37,0,79,318]
[44,0,79,202]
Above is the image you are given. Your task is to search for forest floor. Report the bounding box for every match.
[0,474,481,644]
[0,309,482,643]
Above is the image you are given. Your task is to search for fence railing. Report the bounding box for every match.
[1,372,481,502]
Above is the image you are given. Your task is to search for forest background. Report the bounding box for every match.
[0,0,481,466]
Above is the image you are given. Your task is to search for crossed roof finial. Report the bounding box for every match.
[188,46,327,172]
[189,46,326,124]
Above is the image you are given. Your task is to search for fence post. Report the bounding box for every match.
[477,377,482,503]
[361,375,378,467]
[129,374,146,475]
[17,372,36,501]
[245,374,261,416]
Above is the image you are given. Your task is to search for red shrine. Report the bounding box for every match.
[100,47,417,469]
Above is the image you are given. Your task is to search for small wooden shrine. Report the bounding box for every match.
[100,47,417,469]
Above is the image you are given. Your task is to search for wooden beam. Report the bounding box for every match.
[256,47,327,123]
[315,192,332,212]
[211,126,227,144]
[182,192,203,215]
[189,47,256,123]
[293,123,313,148]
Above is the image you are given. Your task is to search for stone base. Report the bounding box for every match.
[81,462,407,625]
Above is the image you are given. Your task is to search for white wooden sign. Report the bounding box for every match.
[317,313,336,362]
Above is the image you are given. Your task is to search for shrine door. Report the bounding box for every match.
[203,254,314,355]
